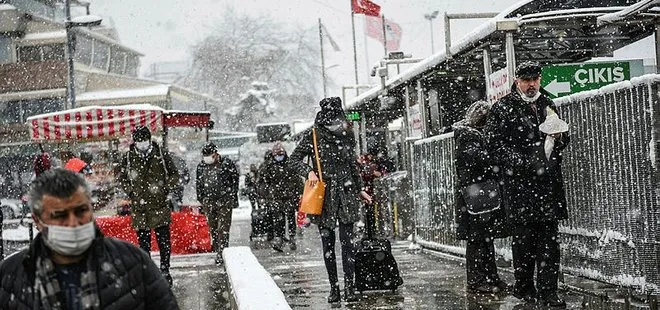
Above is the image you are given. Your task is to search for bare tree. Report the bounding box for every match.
[180,7,320,131]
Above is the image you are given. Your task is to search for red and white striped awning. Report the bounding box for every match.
[26,104,164,143]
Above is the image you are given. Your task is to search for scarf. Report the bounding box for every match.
[35,254,100,310]
[517,88,541,103]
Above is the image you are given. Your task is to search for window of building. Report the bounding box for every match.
[21,98,65,121]
[74,35,93,66]
[0,37,11,64]
[0,101,22,125]
[91,40,109,71]
[109,47,126,74]
[125,55,138,76]
[41,44,65,61]
[17,45,42,62]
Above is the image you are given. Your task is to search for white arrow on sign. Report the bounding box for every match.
[545,79,571,97]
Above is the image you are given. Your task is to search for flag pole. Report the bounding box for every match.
[351,4,360,96]
[381,14,388,56]
[363,17,370,78]
[319,18,327,98]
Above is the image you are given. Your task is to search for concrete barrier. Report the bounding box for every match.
[223,246,291,310]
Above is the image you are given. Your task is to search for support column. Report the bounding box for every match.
[505,32,516,87]
[417,80,428,138]
[655,24,660,74]
[482,47,492,101]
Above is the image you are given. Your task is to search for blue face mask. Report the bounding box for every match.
[274,155,285,162]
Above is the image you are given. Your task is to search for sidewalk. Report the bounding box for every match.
[164,203,650,309]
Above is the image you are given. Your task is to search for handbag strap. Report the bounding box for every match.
[312,128,323,182]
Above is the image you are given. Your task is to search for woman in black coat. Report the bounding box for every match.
[454,100,509,294]
[289,97,371,304]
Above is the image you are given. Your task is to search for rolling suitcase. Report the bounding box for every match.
[354,203,403,292]
[250,207,270,240]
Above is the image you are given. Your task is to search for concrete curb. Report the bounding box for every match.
[223,246,291,310]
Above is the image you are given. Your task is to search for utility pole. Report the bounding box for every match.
[424,11,439,54]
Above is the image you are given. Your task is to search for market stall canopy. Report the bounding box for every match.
[26,104,164,143]
[163,110,211,128]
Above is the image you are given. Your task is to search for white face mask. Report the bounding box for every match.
[41,221,96,256]
[274,155,285,162]
[326,124,342,132]
[135,141,151,151]
[203,156,215,164]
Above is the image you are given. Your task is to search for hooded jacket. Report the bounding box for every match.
[118,141,180,230]
[195,156,239,203]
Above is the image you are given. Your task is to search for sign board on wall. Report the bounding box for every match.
[487,67,511,104]
[541,60,642,98]
[408,104,422,137]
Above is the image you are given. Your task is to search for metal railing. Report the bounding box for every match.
[409,76,660,294]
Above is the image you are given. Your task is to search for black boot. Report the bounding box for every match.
[344,279,358,302]
[327,285,341,303]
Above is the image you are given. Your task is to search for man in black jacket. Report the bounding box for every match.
[258,142,303,251]
[196,142,239,265]
[0,168,179,310]
[485,61,569,308]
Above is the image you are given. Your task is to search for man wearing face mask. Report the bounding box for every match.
[118,126,180,287]
[0,168,179,309]
[485,61,569,308]
[257,142,304,252]
[195,142,239,265]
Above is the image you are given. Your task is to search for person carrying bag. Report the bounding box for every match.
[289,97,372,305]
[299,128,325,215]
[454,100,509,295]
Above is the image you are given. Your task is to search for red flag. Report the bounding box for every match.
[365,16,403,51]
[352,0,381,17]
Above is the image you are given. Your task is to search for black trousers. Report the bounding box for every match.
[512,221,560,298]
[466,238,500,288]
[319,222,355,286]
[137,225,171,271]
[270,199,297,240]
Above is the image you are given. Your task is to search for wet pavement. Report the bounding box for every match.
[2,206,652,309]
[231,214,650,310]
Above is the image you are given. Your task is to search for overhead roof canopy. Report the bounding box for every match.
[346,0,660,112]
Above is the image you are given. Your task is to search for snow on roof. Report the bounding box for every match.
[255,122,289,127]
[0,4,17,11]
[76,85,171,102]
[165,110,211,115]
[25,104,164,121]
[21,30,67,42]
[223,247,292,310]
[597,0,660,25]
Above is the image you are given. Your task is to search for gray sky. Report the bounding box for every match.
[88,0,654,97]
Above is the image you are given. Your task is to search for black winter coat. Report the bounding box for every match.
[485,84,569,224]
[454,124,508,241]
[289,126,364,228]
[0,230,179,310]
[196,157,239,204]
[257,155,303,209]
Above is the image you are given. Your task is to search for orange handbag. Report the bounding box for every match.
[299,128,325,215]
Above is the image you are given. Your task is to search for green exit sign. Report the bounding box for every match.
[541,61,633,98]
[346,111,361,121]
